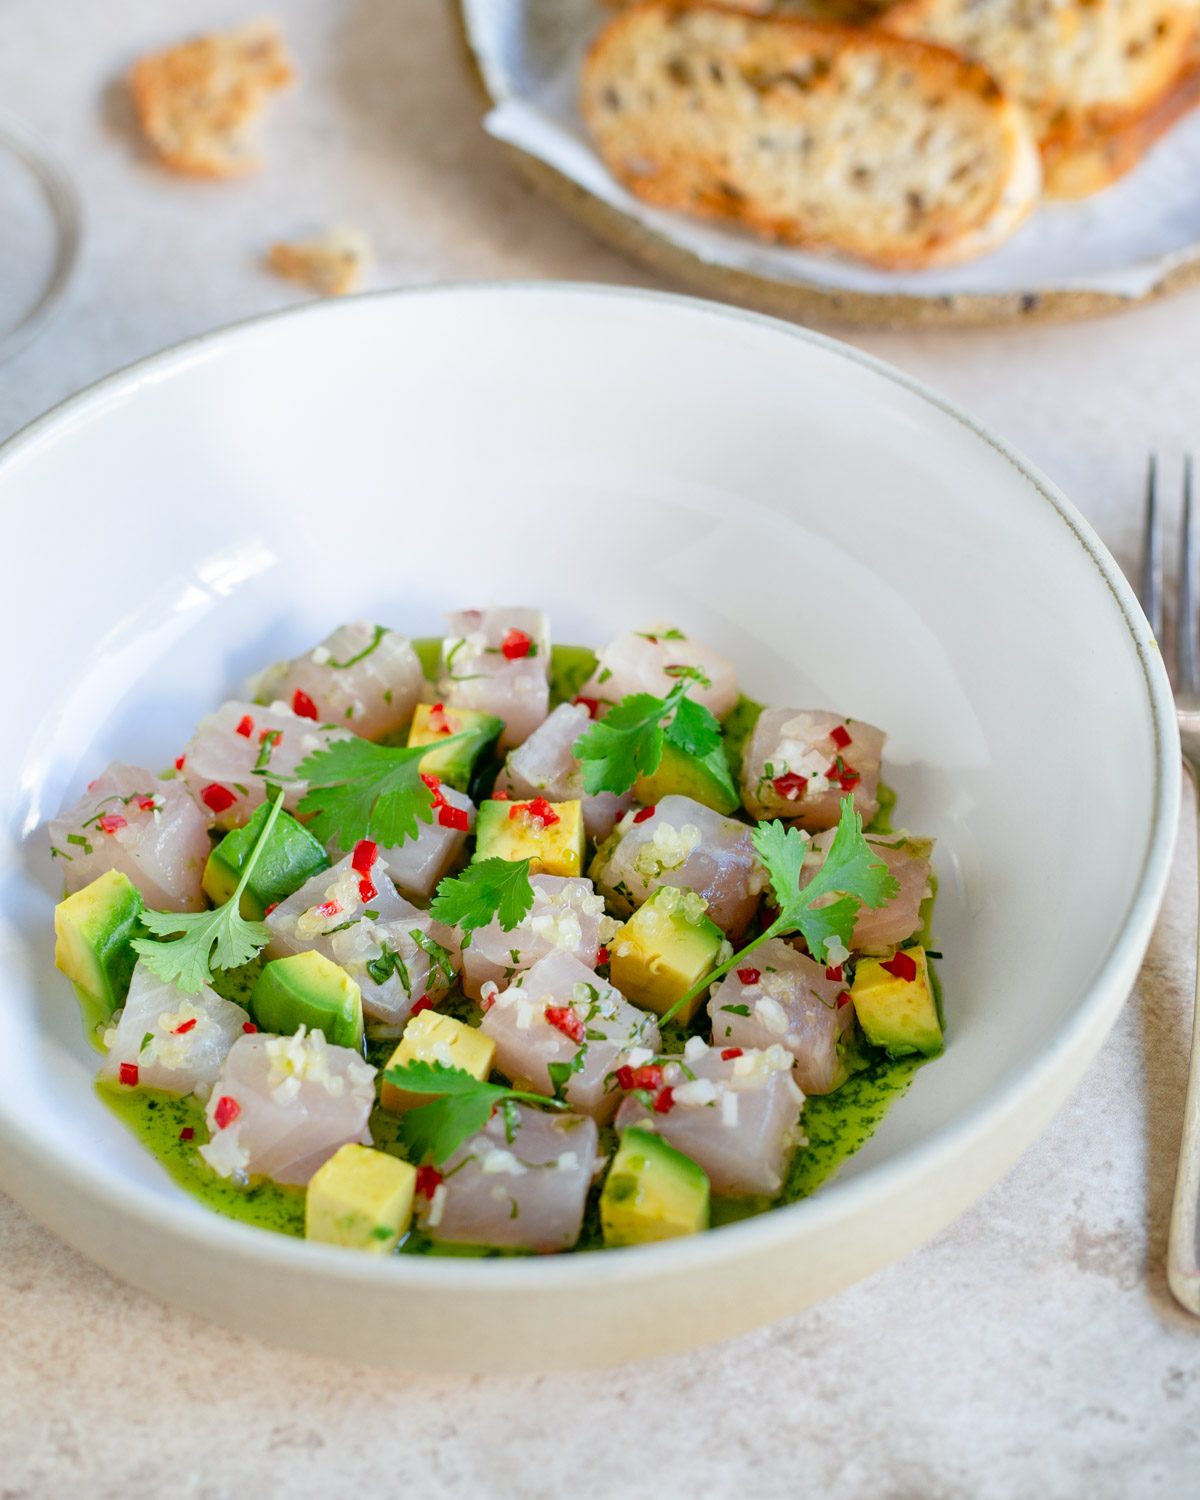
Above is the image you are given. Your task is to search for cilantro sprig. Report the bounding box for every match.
[386,1060,563,1165]
[429,857,535,937]
[573,678,722,796]
[132,790,285,994]
[294,732,467,849]
[660,796,899,1023]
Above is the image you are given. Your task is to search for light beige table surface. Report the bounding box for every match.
[2,4,1199,1496]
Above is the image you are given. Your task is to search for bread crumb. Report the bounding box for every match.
[128,19,294,178]
[266,227,371,297]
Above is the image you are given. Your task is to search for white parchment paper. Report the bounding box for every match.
[464,0,1200,298]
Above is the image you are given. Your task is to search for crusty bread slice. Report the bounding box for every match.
[881,0,1199,195]
[580,2,1041,268]
[267,227,371,297]
[128,20,295,178]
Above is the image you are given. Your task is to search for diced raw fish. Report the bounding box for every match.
[181,700,348,829]
[578,627,739,719]
[376,784,474,901]
[481,949,659,1120]
[590,794,765,939]
[99,961,250,1097]
[741,709,885,830]
[245,620,423,740]
[440,607,549,750]
[49,763,210,911]
[707,938,852,1094]
[495,702,631,840]
[199,1028,375,1186]
[266,852,460,1030]
[804,829,933,954]
[615,1041,803,1196]
[461,874,607,1000]
[416,1104,598,1252]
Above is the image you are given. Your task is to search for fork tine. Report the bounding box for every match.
[1142,454,1163,640]
[1180,454,1199,693]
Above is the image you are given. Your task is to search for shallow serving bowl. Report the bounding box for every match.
[0,284,1178,1371]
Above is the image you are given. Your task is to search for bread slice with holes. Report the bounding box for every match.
[881,0,1200,197]
[580,2,1041,268]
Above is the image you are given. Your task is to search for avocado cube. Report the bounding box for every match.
[601,1126,710,1246]
[250,950,364,1050]
[202,801,330,919]
[380,1010,497,1113]
[54,869,144,1035]
[305,1143,416,1253]
[407,703,503,793]
[609,886,725,1023]
[475,798,585,877]
[634,741,740,816]
[850,947,942,1058]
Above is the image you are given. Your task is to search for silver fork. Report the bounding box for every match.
[1142,454,1200,1315]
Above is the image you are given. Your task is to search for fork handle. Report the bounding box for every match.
[1168,797,1200,1315]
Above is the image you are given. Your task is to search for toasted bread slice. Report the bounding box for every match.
[882,0,1199,195]
[580,2,1041,268]
[267,227,371,296]
[129,20,295,178]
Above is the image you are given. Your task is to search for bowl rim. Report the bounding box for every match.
[0,280,1181,1290]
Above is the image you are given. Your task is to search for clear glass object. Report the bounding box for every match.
[0,111,81,365]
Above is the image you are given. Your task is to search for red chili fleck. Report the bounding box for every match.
[616,1065,635,1090]
[830,725,853,750]
[545,1005,584,1044]
[201,783,236,814]
[213,1095,240,1130]
[118,1062,139,1087]
[179,1126,195,1141]
[292,689,319,720]
[837,992,853,1009]
[137,796,157,812]
[242,1021,257,1033]
[420,772,447,809]
[174,755,186,771]
[235,714,254,738]
[358,878,377,903]
[630,1065,663,1091]
[653,1086,675,1114]
[737,967,761,985]
[438,803,470,832]
[773,772,808,801]
[479,988,497,1013]
[98,813,127,835]
[427,704,454,736]
[825,964,844,982]
[315,901,341,919]
[573,696,601,719]
[881,951,918,983]
[264,903,278,917]
[352,839,378,874]
[500,627,533,661]
[596,946,609,966]
[511,796,559,827]
[415,1165,443,1199]
[721,1047,744,1060]
[492,789,510,801]
[412,995,435,1016]
[87,778,99,792]
[632,805,656,824]
[173,1018,198,1035]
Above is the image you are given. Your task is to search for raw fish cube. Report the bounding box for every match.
[481,948,658,1120]
[415,1104,598,1252]
[495,702,631,840]
[199,1027,376,1186]
[99,961,250,1096]
[614,1042,803,1197]
[741,709,885,830]
[246,621,423,740]
[707,938,853,1094]
[579,627,738,719]
[440,607,549,750]
[590,794,765,939]
[376,779,473,901]
[461,874,608,1000]
[49,763,210,912]
[804,829,933,954]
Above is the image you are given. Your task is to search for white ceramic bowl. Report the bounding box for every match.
[0,285,1178,1371]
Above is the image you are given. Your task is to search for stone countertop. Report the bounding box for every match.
[1,3,1198,1495]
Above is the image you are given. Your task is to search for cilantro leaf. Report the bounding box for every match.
[799,800,899,916]
[664,694,722,759]
[574,678,722,796]
[295,733,466,849]
[749,820,809,913]
[429,857,535,936]
[132,791,284,993]
[385,1060,563,1165]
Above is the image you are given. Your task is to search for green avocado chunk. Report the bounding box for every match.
[608,885,725,1023]
[634,739,740,815]
[202,802,330,919]
[601,1126,711,1246]
[250,950,364,1050]
[407,703,504,794]
[54,869,144,1034]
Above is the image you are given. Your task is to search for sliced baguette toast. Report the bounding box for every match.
[581,2,1041,268]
